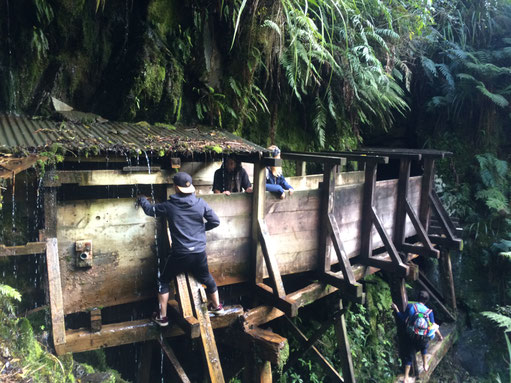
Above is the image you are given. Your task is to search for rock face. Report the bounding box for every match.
[0,0,197,124]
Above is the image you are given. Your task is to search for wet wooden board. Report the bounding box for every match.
[46,238,66,353]
[0,241,46,257]
[56,198,158,314]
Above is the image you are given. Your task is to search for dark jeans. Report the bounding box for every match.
[158,251,217,295]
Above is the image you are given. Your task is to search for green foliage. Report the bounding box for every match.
[482,307,511,383]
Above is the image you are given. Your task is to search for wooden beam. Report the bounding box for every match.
[428,236,462,250]
[255,283,298,317]
[334,300,356,383]
[360,160,377,260]
[46,238,66,354]
[416,279,456,322]
[239,325,289,366]
[258,219,286,298]
[168,300,200,339]
[318,163,336,273]
[284,316,344,382]
[419,157,435,230]
[188,275,225,383]
[369,207,408,277]
[405,200,439,258]
[320,271,363,301]
[173,273,200,338]
[439,250,457,311]
[158,338,192,383]
[90,308,102,332]
[327,214,358,287]
[252,160,266,284]
[281,152,344,165]
[394,159,411,248]
[0,241,46,257]
[295,161,306,176]
[137,341,153,383]
[258,362,272,383]
[44,186,57,238]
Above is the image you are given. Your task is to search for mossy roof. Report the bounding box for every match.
[0,114,266,156]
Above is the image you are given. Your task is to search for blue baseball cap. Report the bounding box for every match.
[173,172,195,193]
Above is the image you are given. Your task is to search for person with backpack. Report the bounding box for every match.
[391,290,443,383]
[266,145,294,199]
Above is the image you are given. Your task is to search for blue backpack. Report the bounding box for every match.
[406,303,432,339]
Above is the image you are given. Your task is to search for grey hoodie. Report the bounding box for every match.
[139,194,220,254]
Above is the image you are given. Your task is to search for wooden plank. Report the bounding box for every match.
[137,341,153,383]
[295,161,306,176]
[334,300,356,383]
[281,152,344,165]
[46,238,66,353]
[168,299,200,339]
[188,275,225,383]
[174,273,200,338]
[284,316,344,382]
[44,187,57,238]
[158,338,192,383]
[0,241,46,257]
[90,308,102,332]
[258,219,286,298]
[252,160,266,284]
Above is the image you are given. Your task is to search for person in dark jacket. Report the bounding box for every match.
[266,145,294,199]
[138,172,223,327]
[392,291,443,382]
[212,156,253,195]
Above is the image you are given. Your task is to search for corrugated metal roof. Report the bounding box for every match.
[0,114,266,155]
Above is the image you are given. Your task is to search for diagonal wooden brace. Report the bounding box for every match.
[403,200,440,258]
[367,207,408,277]
[170,273,200,338]
[258,218,286,298]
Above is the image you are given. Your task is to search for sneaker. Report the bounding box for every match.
[151,312,169,327]
[208,303,226,316]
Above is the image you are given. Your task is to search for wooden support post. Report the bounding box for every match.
[419,157,435,230]
[188,275,225,383]
[158,338,192,383]
[90,308,102,332]
[137,341,153,383]
[0,242,47,257]
[295,161,306,176]
[439,250,457,311]
[46,238,66,355]
[319,163,336,272]
[252,160,266,284]
[360,160,377,260]
[394,159,411,249]
[334,300,356,383]
[258,362,272,383]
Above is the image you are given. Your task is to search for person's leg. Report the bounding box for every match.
[158,292,170,318]
[421,341,430,371]
[191,251,223,313]
[155,255,182,324]
[404,365,411,383]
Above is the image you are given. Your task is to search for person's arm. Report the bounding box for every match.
[212,169,223,194]
[240,169,253,193]
[279,175,294,191]
[138,196,167,217]
[204,202,220,231]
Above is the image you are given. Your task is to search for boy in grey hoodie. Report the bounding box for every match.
[138,172,223,326]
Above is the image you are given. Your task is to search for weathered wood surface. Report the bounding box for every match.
[57,198,157,314]
[60,306,243,354]
[0,241,46,257]
[46,238,66,353]
[188,275,225,383]
[55,175,423,314]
